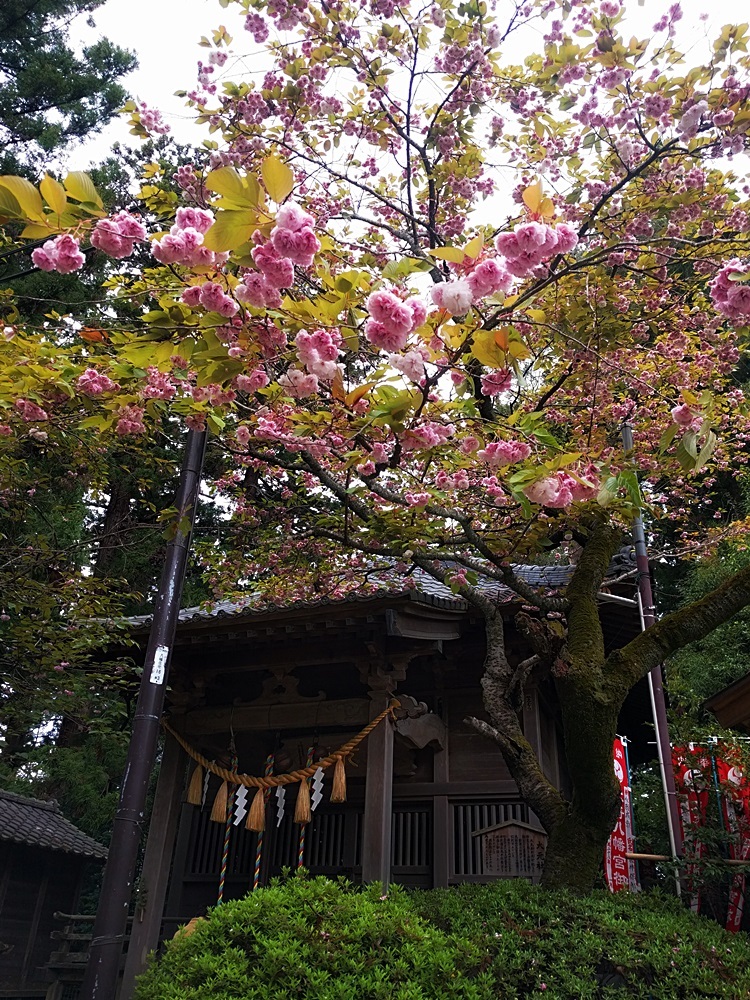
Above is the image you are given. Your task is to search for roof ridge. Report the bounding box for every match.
[0,787,59,812]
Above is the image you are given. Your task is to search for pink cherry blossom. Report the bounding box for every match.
[15,399,48,422]
[275,202,314,232]
[32,234,85,274]
[480,369,513,396]
[296,329,341,380]
[270,225,321,266]
[671,402,695,426]
[90,211,146,258]
[235,273,282,309]
[466,259,513,300]
[366,290,415,336]
[234,369,270,393]
[174,207,215,234]
[76,369,119,396]
[364,319,408,352]
[477,440,531,467]
[252,243,295,287]
[278,369,320,397]
[389,350,426,382]
[115,404,146,436]
[432,280,473,315]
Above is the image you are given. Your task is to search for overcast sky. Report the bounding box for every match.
[66,0,746,169]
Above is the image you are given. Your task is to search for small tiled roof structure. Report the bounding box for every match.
[128,552,638,631]
[0,788,108,860]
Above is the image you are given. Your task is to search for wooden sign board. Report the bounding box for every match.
[472,820,547,882]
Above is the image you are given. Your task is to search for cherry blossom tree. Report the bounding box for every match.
[3,0,750,889]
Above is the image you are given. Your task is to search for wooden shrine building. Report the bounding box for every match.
[0,790,107,1000]
[119,564,641,998]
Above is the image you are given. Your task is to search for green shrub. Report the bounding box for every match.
[136,875,750,999]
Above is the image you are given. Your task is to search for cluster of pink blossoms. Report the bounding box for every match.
[76,369,119,396]
[480,369,513,397]
[495,222,579,277]
[152,207,226,268]
[524,471,598,508]
[234,369,270,393]
[90,211,147,259]
[32,234,86,274]
[182,282,238,317]
[477,439,532,467]
[364,290,427,352]
[295,328,342,381]
[142,367,178,401]
[432,258,514,316]
[235,204,318,308]
[115,404,146,436]
[710,260,750,321]
[270,203,320,265]
[401,421,454,452]
[15,399,48,421]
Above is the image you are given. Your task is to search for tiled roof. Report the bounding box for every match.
[0,789,108,860]
[128,550,637,631]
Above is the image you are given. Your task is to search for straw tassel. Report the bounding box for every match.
[246,785,266,833]
[294,775,312,825]
[186,763,203,806]
[330,755,347,803]
[210,780,229,823]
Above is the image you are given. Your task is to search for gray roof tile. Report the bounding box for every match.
[0,789,108,859]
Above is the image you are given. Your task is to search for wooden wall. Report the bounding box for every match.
[0,843,82,998]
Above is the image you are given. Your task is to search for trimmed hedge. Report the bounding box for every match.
[136,876,750,999]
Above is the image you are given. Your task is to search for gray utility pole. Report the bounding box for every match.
[80,428,207,1000]
[621,423,684,868]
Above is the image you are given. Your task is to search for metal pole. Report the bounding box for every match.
[621,424,684,871]
[80,428,207,1000]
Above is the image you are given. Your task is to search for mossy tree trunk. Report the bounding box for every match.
[466,515,750,893]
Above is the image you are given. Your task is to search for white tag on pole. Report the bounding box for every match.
[149,645,169,684]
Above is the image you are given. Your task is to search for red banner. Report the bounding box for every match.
[714,752,750,933]
[672,745,710,913]
[605,738,639,892]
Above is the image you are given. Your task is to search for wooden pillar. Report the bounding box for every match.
[432,700,451,888]
[361,663,399,887]
[119,731,187,1000]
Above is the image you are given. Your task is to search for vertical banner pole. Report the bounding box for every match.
[622,423,684,892]
[80,429,208,1000]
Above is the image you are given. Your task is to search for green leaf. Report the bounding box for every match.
[261,155,295,203]
[0,176,44,221]
[202,210,258,251]
[64,171,103,209]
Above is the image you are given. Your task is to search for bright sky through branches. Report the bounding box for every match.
[68,0,749,169]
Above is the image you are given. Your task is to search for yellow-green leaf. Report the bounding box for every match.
[522,179,544,214]
[261,155,294,203]
[464,234,484,259]
[64,171,103,208]
[427,246,466,263]
[40,174,67,215]
[0,176,45,221]
[202,210,258,252]
[205,167,260,208]
[471,329,507,368]
[0,185,22,218]
[21,223,54,238]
